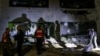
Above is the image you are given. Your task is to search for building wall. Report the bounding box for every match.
[0,0,100,41]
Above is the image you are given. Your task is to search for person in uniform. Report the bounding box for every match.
[35,25,45,55]
[2,28,13,56]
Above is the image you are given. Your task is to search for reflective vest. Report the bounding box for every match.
[36,29,43,38]
[2,32,8,43]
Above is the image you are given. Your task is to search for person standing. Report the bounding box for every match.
[14,25,24,56]
[89,28,98,48]
[54,20,60,42]
[2,28,13,56]
[35,25,44,55]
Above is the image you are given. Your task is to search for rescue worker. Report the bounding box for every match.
[54,20,60,42]
[2,28,13,56]
[35,25,44,55]
[14,25,24,56]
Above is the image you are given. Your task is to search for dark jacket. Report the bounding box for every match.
[14,30,24,44]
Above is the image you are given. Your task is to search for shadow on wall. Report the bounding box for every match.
[12,13,31,23]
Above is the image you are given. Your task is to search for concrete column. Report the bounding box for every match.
[95,0,100,42]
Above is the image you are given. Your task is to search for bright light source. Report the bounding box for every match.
[67,29,70,33]
[64,22,68,26]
